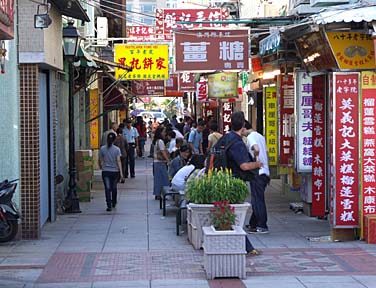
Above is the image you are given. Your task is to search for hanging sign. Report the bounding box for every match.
[265,86,278,166]
[208,72,238,98]
[196,78,208,102]
[114,44,169,80]
[295,71,313,173]
[333,72,360,227]
[311,75,326,217]
[89,89,99,149]
[179,72,195,91]
[222,102,232,134]
[279,74,294,165]
[360,71,376,232]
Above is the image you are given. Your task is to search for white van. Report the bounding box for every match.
[138,111,167,123]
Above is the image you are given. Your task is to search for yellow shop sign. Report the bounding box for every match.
[326,32,375,70]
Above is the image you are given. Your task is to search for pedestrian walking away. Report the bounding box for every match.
[123,118,139,178]
[99,132,124,211]
[244,120,271,234]
[113,127,128,181]
[135,116,147,158]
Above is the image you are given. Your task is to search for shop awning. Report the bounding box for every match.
[103,87,125,110]
[49,0,90,22]
[311,4,376,24]
[75,44,97,68]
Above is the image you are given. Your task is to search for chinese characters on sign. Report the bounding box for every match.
[326,32,375,70]
[279,75,295,165]
[114,44,169,80]
[127,26,156,42]
[333,73,359,227]
[311,75,326,217]
[155,8,228,40]
[265,86,277,166]
[360,71,376,226]
[196,78,208,102]
[131,80,165,96]
[296,71,313,173]
[89,89,99,150]
[208,72,238,98]
[222,102,232,134]
[174,29,249,71]
[179,72,195,91]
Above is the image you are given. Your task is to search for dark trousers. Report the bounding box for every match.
[102,171,119,208]
[125,145,136,177]
[137,137,146,157]
[249,174,269,229]
[246,236,255,252]
[120,157,126,179]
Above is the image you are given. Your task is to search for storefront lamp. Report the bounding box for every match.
[62,21,81,58]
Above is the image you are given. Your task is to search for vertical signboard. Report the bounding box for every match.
[360,71,376,228]
[279,75,295,165]
[311,75,326,217]
[222,102,232,134]
[265,86,278,166]
[295,71,313,172]
[333,73,360,227]
[196,78,208,102]
[89,88,99,149]
[179,72,195,91]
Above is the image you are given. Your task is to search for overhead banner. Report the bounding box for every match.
[114,44,169,80]
[311,75,326,217]
[174,28,249,71]
[327,32,375,70]
[279,74,295,165]
[208,72,238,98]
[131,80,165,96]
[333,72,360,228]
[295,71,313,173]
[360,71,376,233]
[265,86,278,166]
[155,8,228,40]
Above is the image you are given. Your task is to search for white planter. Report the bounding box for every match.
[187,202,250,249]
[203,225,247,279]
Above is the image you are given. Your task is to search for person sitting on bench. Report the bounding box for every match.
[171,154,205,192]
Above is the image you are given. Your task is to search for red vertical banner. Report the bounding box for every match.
[311,75,326,217]
[333,73,360,227]
[361,71,376,235]
[196,78,208,102]
[222,102,232,134]
[279,75,295,165]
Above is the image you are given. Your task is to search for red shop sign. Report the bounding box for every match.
[311,75,326,217]
[333,73,360,227]
[174,28,249,72]
[155,8,228,40]
[222,102,232,134]
[279,74,294,165]
[179,72,195,91]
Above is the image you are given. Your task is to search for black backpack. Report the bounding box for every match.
[205,134,237,174]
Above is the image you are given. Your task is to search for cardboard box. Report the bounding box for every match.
[365,215,376,244]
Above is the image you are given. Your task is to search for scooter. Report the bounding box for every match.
[0,179,20,242]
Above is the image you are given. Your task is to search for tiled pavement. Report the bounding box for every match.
[1,154,376,287]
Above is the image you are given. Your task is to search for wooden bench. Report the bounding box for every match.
[160,186,180,216]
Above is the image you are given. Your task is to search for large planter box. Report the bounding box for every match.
[203,225,246,279]
[187,202,250,249]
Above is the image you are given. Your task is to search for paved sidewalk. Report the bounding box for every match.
[1,156,376,288]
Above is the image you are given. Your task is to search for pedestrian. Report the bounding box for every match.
[100,122,118,147]
[122,118,139,178]
[149,117,160,158]
[99,132,124,211]
[188,120,206,155]
[243,120,270,234]
[207,120,223,152]
[168,144,191,179]
[135,116,147,158]
[113,127,128,181]
[213,111,262,255]
[171,115,178,127]
[171,154,205,192]
[153,126,170,200]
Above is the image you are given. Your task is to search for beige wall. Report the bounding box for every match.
[18,2,63,70]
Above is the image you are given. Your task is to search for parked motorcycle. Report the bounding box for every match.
[0,179,20,242]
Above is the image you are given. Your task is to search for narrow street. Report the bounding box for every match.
[1,155,376,287]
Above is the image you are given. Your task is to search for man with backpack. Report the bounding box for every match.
[209,111,262,255]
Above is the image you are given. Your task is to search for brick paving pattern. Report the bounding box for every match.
[37,248,376,283]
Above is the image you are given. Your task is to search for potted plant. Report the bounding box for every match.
[202,200,247,279]
[185,169,250,249]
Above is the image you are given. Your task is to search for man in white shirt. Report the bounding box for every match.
[243,120,270,234]
[122,119,139,178]
[171,154,205,191]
